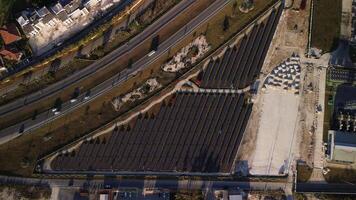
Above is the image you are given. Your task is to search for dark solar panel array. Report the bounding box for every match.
[52,92,252,173]
[329,68,356,82]
[199,5,283,89]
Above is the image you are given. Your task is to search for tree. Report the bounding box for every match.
[232,1,238,15]
[54,97,62,110]
[127,58,133,69]
[85,105,90,115]
[32,109,38,120]
[150,35,160,51]
[223,15,230,31]
[240,0,254,13]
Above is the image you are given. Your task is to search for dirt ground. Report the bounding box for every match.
[0,186,51,200]
[236,0,313,175]
[261,0,310,76]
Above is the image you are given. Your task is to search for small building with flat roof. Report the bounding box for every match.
[328,130,356,163]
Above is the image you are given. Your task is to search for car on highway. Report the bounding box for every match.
[84,90,91,100]
[52,98,62,114]
[70,87,81,103]
[148,50,156,57]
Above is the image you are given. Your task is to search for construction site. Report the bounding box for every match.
[235,0,331,180]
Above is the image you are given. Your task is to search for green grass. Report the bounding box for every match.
[0,0,12,27]
[204,0,276,49]
[311,0,342,52]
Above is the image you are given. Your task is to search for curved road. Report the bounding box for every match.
[0,0,229,144]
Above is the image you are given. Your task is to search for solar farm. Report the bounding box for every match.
[50,92,251,173]
[198,5,282,89]
[40,4,282,175]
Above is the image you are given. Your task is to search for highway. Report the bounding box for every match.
[0,0,195,116]
[0,0,230,144]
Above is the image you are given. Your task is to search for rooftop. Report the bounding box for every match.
[37,7,50,17]
[0,24,22,45]
[56,10,70,22]
[329,130,356,163]
[41,13,55,24]
[333,131,356,147]
[51,3,65,14]
[0,48,22,61]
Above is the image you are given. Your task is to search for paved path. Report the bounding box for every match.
[180,81,251,94]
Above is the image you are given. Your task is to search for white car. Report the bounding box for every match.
[52,108,57,112]
[70,98,77,103]
[148,50,156,57]
[54,111,61,115]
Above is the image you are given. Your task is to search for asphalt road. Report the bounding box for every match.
[0,0,229,144]
[0,0,195,116]
[0,174,288,192]
[296,182,356,194]
[3,174,356,195]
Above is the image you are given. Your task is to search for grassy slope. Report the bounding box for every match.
[0,0,12,26]
[311,0,342,53]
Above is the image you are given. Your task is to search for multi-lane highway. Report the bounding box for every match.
[0,0,195,116]
[0,0,232,144]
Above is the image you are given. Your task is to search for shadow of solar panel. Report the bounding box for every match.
[51,92,253,173]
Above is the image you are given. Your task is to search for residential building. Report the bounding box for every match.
[17,15,30,27]
[62,0,81,14]
[51,2,65,15]
[101,0,114,11]
[15,0,123,55]
[84,0,101,9]
[0,24,22,45]
[21,23,39,37]
[0,48,23,62]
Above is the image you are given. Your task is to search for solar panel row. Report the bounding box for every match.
[329,68,356,82]
[52,92,252,173]
[199,5,283,89]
